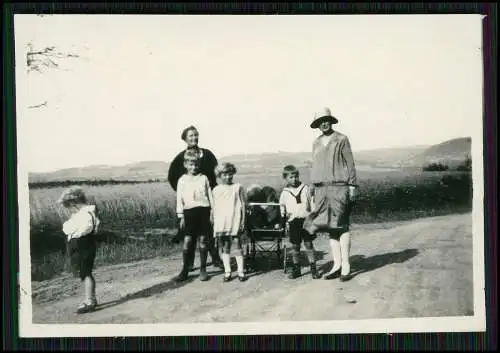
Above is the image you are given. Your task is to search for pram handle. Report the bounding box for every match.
[247,202,282,207]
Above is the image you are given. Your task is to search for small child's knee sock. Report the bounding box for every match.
[221,253,231,274]
[235,252,245,276]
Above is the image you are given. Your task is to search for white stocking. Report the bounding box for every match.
[339,232,351,275]
[326,238,341,275]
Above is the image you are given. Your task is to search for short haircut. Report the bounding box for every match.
[181,125,198,141]
[215,162,237,177]
[183,149,201,163]
[58,186,87,208]
[282,164,299,178]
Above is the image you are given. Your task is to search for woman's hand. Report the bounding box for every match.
[349,186,357,202]
[210,210,214,225]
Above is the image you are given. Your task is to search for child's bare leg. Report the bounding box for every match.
[198,235,209,281]
[83,275,96,304]
[233,237,247,281]
[221,238,232,280]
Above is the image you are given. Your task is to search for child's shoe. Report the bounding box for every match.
[175,250,190,283]
[76,301,97,314]
[310,263,321,279]
[199,269,209,282]
[223,273,232,282]
[238,273,248,282]
[287,264,301,279]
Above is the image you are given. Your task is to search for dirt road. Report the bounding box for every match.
[31,213,473,324]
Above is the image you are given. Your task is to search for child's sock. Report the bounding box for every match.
[221,253,231,276]
[306,249,315,265]
[235,254,245,277]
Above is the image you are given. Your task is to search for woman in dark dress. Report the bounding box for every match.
[168,125,223,271]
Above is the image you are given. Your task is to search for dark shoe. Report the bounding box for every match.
[238,274,248,282]
[175,270,189,283]
[287,264,301,279]
[199,269,209,282]
[175,250,191,283]
[340,273,353,282]
[223,273,232,282]
[310,263,321,280]
[323,268,341,280]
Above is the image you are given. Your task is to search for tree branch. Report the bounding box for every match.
[26,44,81,74]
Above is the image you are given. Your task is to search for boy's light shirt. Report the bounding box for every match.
[279,183,312,222]
[176,173,214,215]
[62,204,100,241]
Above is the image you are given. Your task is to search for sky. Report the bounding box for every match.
[14,15,484,173]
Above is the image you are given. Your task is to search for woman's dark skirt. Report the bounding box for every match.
[68,234,97,280]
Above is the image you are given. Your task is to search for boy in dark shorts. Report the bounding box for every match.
[175,149,215,282]
[279,165,321,279]
[58,186,101,314]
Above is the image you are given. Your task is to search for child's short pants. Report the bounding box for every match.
[289,218,316,245]
[68,234,97,280]
[183,206,212,242]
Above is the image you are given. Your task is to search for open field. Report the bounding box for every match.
[28,169,472,281]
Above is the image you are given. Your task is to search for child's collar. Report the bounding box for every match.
[286,182,303,189]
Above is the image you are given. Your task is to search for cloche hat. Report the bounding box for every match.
[310,107,339,129]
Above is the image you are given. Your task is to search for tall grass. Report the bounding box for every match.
[28,170,472,281]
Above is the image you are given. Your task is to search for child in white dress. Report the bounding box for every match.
[57,186,101,314]
[212,163,248,282]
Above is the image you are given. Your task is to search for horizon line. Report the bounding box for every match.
[28,136,471,175]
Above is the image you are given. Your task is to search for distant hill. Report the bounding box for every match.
[417,137,472,168]
[28,137,472,184]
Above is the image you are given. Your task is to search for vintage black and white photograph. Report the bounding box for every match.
[16,14,486,336]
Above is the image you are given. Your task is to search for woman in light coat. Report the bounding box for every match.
[303,107,358,281]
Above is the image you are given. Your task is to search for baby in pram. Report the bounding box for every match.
[245,184,282,230]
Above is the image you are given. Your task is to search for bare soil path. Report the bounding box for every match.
[31,213,473,324]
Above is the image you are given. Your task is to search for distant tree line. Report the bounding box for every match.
[29,178,166,189]
[422,154,472,172]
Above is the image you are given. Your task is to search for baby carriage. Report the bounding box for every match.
[244,186,290,273]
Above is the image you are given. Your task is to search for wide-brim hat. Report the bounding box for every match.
[310,107,338,128]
